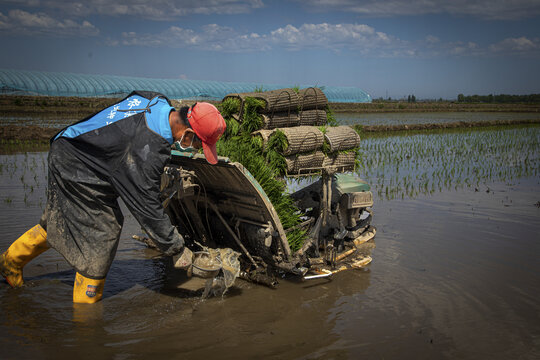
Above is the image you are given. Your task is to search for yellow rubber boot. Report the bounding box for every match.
[0,224,49,288]
[73,272,105,304]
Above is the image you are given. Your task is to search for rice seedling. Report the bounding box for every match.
[220,97,241,119]
[355,125,540,200]
[240,97,266,133]
[217,133,306,251]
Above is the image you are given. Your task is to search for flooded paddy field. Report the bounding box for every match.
[358,125,540,200]
[1,125,540,359]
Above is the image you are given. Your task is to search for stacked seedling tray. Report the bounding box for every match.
[221,87,360,176]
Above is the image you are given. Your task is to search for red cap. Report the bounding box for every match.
[187,102,226,165]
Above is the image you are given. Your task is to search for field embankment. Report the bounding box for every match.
[355,118,540,133]
[331,101,540,113]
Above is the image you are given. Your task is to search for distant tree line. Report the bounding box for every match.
[457,93,540,104]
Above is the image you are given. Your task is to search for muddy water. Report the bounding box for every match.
[1,151,540,359]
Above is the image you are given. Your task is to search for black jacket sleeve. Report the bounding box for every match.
[110,114,184,256]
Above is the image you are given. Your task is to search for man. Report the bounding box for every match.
[0,91,226,303]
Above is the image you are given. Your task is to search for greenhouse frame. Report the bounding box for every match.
[0,69,372,103]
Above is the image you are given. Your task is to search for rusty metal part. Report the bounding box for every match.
[335,247,356,262]
[352,226,376,247]
[303,255,372,281]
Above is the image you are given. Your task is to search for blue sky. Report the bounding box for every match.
[0,0,539,99]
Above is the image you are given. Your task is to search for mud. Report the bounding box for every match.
[1,148,540,359]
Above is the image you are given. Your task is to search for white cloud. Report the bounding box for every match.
[108,22,540,59]
[3,0,265,20]
[118,24,270,52]
[121,27,200,47]
[0,9,99,36]
[268,23,409,56]
[489,37,540,53]
[113,22,412,56]
[450,41,480,55]
[297,0,540,20]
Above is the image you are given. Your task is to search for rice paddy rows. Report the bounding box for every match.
[0,151,48,207]
[2,125,539,207]
[356,126,540,200]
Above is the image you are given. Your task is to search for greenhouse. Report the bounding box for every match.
[0,69,372,103]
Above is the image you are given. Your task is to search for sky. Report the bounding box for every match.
[0,0,539,100]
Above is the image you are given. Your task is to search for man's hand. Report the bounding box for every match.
[173,247,194,270]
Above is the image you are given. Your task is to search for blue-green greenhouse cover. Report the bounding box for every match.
[0,69,371,103]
